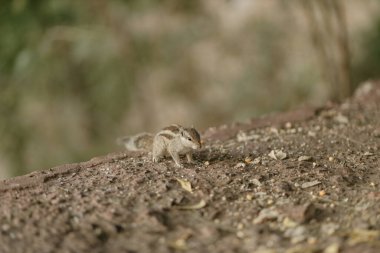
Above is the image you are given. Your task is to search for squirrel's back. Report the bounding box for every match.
[116,133,154,151]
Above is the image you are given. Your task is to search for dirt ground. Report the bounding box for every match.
[0,81,379,253]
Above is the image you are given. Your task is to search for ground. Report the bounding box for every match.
[0,82,379,253]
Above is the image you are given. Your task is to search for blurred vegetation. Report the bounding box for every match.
[0,0,379,178]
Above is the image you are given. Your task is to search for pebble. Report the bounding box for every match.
[323,243,340,253]
[234,162,246,169]
[1,224,10,232]
[268,150,287,160]
[284,225,307,243]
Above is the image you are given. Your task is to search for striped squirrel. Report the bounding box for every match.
[117,124,202,167]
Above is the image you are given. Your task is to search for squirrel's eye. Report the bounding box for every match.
[188,138,192,141]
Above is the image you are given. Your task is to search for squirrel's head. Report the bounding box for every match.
[180,128,201,150]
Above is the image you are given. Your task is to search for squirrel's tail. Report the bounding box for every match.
[116,133,154,152]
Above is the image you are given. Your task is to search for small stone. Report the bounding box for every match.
[236,231,245,238]
[268,150,287,160]
[234,162,246,169]
[270,127,279,134]
[308,131,316,137]
[334,114,349,124]
[285,122,292,129]
[250,178,262,187]
[283,217,298,228]
[323,243,340,253]
[319,190,326,196]
[204,161,210,166]
[1,224,10,232]
[321,223,339,236]
[246,194,254,201]
[252,157,261,165]
[328,157,334,162]
[284,226,307,244]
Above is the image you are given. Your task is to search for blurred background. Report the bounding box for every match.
[1,0,380,179]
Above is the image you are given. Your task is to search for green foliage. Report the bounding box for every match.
[354,17,380,84]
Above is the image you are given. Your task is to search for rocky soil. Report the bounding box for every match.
[0,82,379,253]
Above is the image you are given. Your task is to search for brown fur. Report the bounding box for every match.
[162,124,181,134]
[187,128,201,147]
[157,133,175,140]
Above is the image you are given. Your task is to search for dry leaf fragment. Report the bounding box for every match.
[298,156,312,162]
[169,232,192,250]
[177,199,206,210]
[244,157,252,164]
[276,150,287,160]
[301,180,321,189]
[175,178,193,193]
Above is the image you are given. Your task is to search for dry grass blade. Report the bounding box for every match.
[177,199,206,210]
[176,178,193,193]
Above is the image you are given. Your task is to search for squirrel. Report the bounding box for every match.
[117,124,202,167]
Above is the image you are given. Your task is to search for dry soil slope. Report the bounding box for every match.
[0,81,379,253]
